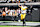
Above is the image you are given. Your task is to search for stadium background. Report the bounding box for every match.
[0,0,40,27]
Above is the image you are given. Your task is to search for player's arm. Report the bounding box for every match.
[26,8,28,9]
[18,3,22,8]
[18,5,22,8]
[25,6,28,9]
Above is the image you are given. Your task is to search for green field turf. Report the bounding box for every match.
[0,26,32,27]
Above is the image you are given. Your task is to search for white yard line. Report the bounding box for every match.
[0,22,40,26]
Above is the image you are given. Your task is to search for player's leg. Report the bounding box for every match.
[21,14,23,20]
[21,13,26,25]
[3,16,5,21]
[23,13,26,25]
[14,16,16,21]
[23,13,26,19]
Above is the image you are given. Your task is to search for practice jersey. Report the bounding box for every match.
[21,6,27,13]
[9,10,13,16]
[2,12,6,16]
[17,10,20,14]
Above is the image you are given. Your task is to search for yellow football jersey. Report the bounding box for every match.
[21,6,27,13]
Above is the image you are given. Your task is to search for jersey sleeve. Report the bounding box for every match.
[25,6,28,9]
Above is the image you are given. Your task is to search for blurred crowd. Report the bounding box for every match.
[0,0,40,3]
[0,9,2,15]
[0,7,21,17]
[5,8,21,17]
[0,5,33,16]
